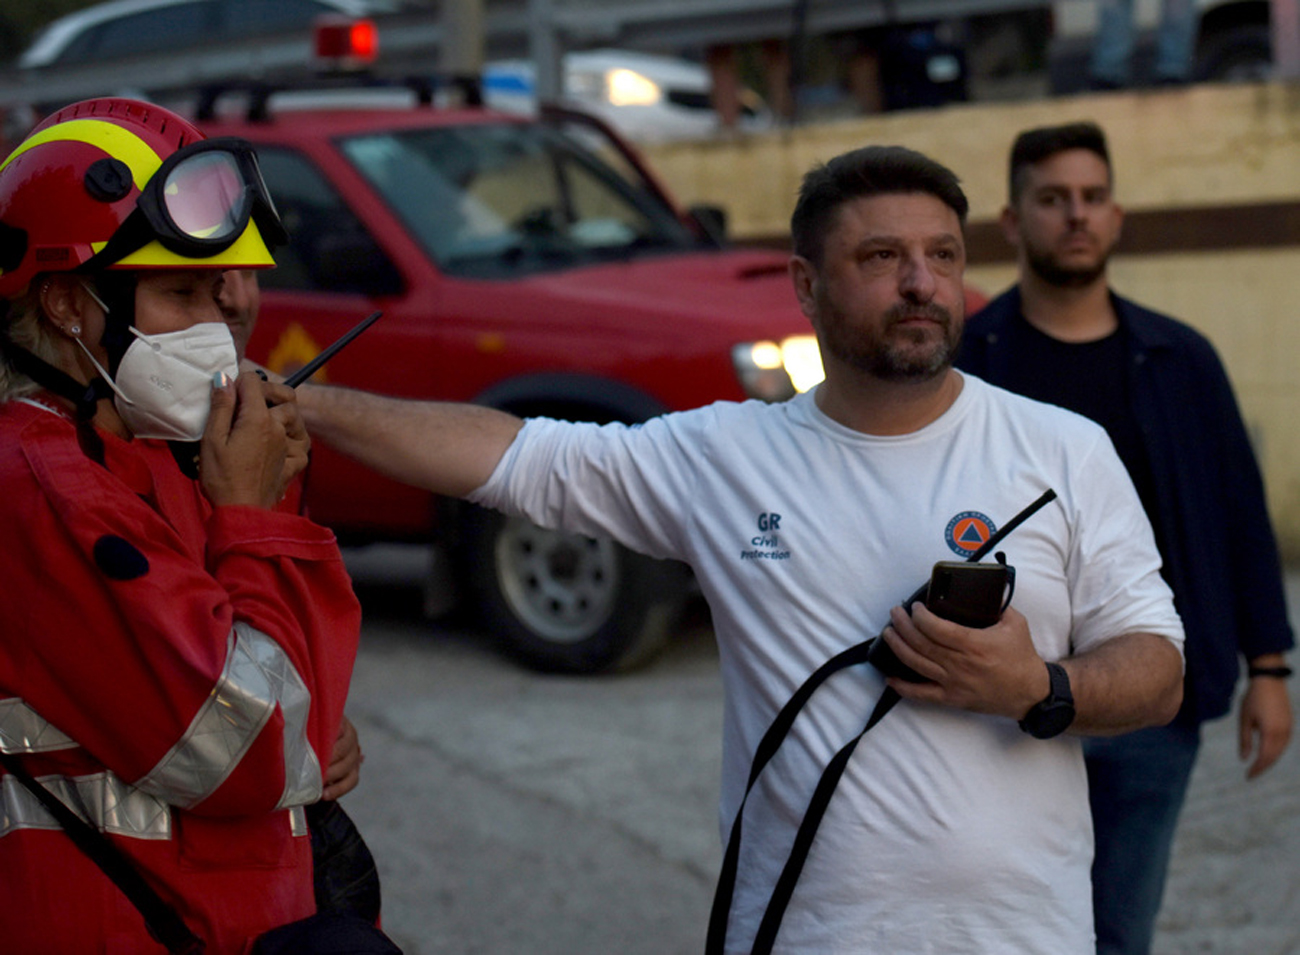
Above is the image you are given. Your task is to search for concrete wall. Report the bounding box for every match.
[639,81,1300,558]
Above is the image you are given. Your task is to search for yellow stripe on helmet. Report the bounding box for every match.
[0,118,162,188]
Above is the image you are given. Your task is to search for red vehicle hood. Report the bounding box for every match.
[507,247,807,337]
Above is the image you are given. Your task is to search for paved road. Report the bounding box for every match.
[339,548,1300,954]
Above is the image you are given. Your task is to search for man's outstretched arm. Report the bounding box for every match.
[298,384,524,498]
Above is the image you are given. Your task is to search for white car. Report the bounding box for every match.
[483,48,771,143]
[18,0,388,69]
[17,1,763,144]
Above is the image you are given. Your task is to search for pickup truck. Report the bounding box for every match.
[195,83,825,674]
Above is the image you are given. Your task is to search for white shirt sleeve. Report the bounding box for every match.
[467,410,711,562]
[1062,425,1186,658]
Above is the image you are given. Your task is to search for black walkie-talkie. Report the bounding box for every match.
[170,310,382,478]
[865,489,1056,682]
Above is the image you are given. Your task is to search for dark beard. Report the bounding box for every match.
[1026,245,1108,289]
[822,301,960,382]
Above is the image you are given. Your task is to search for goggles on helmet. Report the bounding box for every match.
[90,137,287,268]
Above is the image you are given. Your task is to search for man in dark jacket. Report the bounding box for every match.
[958,120,1294,955]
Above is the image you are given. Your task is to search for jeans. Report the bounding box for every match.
[1083,721,1202,955]
[1090,0,1198,85]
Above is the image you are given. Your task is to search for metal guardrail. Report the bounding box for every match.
[0,11,452,114]
[0,0,1048,116]
[535,0,1047,48]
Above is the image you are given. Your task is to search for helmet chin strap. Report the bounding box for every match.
[0,271,139,464]
[1,342,113,420]
[81,272,204,479]
[80,272,138,375]
[0,338,114,465]
[69,335,133,406]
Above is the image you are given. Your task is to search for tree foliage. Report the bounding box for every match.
[1,0,105,62]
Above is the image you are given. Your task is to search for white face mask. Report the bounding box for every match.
[78,322,239,441]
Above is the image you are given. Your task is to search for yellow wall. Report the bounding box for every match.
[641,82,1300,556]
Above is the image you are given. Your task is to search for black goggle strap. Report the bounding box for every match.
[79,208,160,273]
[83,192,256,271]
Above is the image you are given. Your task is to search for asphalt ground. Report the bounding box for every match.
[339,548,1300,954]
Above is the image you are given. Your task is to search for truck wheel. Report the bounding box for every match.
[459,506,687,673]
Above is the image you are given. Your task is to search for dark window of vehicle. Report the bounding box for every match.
[337,120,701,279]
[223,0,355,37]
[254,146,404,297]
[51,26,102,65]
[74,1,218,63]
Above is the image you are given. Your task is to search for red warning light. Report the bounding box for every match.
[314,16,378,66]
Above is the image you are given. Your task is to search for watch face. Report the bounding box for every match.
[1022,663,1075,739]
[1027,700,1075,739]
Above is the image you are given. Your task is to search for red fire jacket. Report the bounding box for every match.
[0,398,362,954]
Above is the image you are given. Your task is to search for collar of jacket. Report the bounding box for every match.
[974,284,1180,354]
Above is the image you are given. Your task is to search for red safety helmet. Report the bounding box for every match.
[0,97,285,300]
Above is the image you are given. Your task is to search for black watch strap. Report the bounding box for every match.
[1018,661,1075,739]
[1248,665,1293,679]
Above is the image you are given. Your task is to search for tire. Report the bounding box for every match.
[459,505,688,674]
[1195,24,1272,83]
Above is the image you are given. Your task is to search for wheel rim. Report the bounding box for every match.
[493,516,620,643]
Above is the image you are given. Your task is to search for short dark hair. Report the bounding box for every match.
[791,145,968,265]
[1008,121,1112,203]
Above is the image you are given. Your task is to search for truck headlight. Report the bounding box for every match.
[731,335,824,402]
[606,69,662,107]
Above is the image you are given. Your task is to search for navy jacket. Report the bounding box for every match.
[960,287,1293,723]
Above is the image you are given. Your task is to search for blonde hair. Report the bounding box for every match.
[0,281,62,402]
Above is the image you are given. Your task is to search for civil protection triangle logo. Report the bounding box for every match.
[945,511,996,557]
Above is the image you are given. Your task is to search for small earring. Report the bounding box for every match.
[68,325,81,337]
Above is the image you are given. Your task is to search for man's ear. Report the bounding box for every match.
[789,255,818,321]
[998,204,1020,248]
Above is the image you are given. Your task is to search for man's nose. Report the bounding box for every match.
[899,255,937,301]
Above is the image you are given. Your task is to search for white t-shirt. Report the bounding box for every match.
[471,373,1184,954]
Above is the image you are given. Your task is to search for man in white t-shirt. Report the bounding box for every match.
[298,144,1185,953]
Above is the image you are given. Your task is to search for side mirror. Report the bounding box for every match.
[687,204,728,248]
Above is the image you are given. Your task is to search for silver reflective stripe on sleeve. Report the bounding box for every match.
[0,698,78,754]
[241,622,323,810]
[0,771,171,840]
[137,621,322,809]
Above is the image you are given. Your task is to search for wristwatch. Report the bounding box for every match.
[1019,662,1076,739]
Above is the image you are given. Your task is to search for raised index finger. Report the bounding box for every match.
[203,371,236,444]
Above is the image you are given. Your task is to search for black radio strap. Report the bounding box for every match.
[705,489,1057,954]
[0,751,206,954]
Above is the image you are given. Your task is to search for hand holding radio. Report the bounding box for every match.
[866,558,1013,682]
[865,489,1057,686]
[200,371,290,510]
[883,600,1053,721]
[867,551,1060,719]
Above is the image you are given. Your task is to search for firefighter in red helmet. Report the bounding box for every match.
[0,98,363,953]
